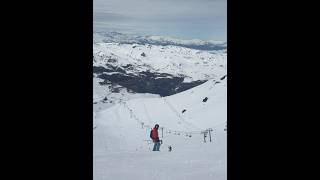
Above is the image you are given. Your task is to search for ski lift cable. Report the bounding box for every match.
[125,102,153,129]
[122,101,222,137]
[128,103,218,136]
[125,103,145,125]
[123,100,189,134]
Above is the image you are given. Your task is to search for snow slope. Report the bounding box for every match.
[93,41,226,81]
[93,77,227,180]
[93,32,226,113]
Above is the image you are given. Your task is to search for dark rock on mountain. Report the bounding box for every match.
[95,66,206,96]
[203,97,208,102]
[220,75,227,80]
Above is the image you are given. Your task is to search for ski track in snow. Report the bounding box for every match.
[163,97,200,131]
[142,100,153,125]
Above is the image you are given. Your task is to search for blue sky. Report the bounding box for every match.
[93,0,227,41]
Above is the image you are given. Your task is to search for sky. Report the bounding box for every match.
[93,0,227,41]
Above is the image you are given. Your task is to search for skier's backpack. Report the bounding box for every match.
[150,129,153,139]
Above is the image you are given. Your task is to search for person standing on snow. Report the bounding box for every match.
[150,124,161,151]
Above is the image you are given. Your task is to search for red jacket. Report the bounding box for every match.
[151,128,159,141]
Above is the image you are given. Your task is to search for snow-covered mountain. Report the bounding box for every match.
[93,32,227,112]
[94,78,227,180]
[93,31,227,180]
[94,31,227,51]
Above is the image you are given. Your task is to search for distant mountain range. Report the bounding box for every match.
[94,31,227,51]
[93,31,227,111]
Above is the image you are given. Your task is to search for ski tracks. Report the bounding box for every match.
[142,100,153,125]
[163,97,200,131]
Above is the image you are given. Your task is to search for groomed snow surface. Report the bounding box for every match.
[94,78,227,180]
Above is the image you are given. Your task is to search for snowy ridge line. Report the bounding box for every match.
[122,101,222,136]
[94,31,227,51]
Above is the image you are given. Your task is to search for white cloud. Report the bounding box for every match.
[94,0,227,40]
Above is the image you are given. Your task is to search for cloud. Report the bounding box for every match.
[93,0,227,40]
[94,12,131,22]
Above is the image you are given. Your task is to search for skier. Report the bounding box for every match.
[150,124,161,151]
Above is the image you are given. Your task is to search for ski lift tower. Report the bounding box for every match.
[201,131,208,143]
[207,128,213,142]
[160,127,164,138]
